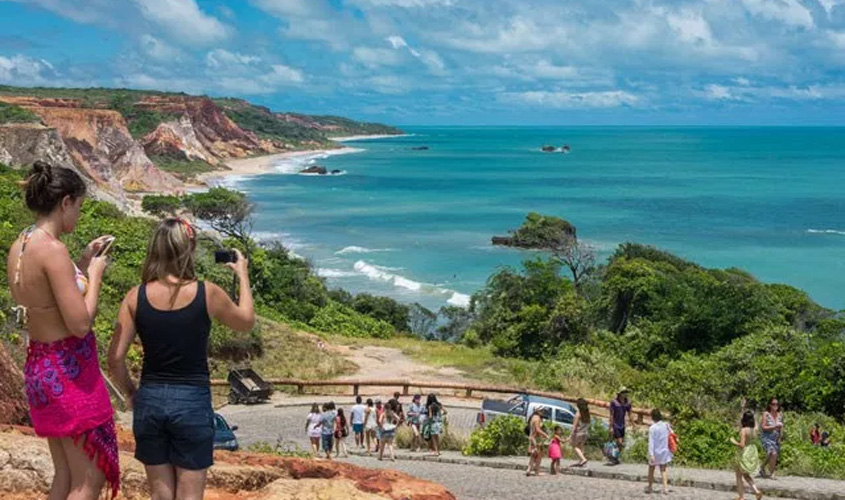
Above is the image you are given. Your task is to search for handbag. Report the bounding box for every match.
[668,429,679,454]
[383,422,397,432]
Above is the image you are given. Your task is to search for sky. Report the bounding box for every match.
[1,0,845,125]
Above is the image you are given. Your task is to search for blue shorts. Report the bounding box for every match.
[322,433,334,451]
[353,423,364,434]
[133,383,214,470]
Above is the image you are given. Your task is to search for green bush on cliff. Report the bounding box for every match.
[463,415,528,457]
[309,302,394,339]
[0,102,40,124]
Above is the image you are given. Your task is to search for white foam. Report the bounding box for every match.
[447,292,471,308]
[298,170,347,177]
[336,246,395,255]
[271,148,364,175]
[316,268,360,278]
[352,260,470,308]
[807,229,845,236]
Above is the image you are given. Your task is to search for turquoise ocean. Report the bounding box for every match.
[221,127,845,311]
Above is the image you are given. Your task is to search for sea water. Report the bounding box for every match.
[229,127,845,311]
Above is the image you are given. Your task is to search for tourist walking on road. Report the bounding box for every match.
[645,409,673,495]
[110,218,255,500]
[350,396,366,448]
[526,406,548,476]
[407,394,424,452]
[760,397,784,479]
[549,426,563,475]
[364,398,378,455]
[334,408,349,458]
[609,387,633,464]
[732,410,764,500]
[9,162,119,499]
[306,404,322,455]
[426,394,447,457]
[378,399,400,461]
[570,398,591,467]
[320,402,337,460]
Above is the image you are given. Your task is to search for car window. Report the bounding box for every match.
[509,402,527,415]
[554,408,574,425]
[214,415,229,431]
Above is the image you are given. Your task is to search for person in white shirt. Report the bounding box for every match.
[646,409,674,495]
[350,395,367,448]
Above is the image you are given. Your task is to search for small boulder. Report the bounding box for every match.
[541,145,556,152]
[300,165,328,175]
[411,146,429,150]
[330,169,342,174]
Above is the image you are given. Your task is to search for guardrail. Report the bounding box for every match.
[210,377,654,425]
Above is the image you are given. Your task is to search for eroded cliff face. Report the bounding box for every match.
[0,428,456,500]
[0,122,125,206]
[0,96,182,200]
[137,96,282,160]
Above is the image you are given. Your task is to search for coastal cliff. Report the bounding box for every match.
[0,85,402,203]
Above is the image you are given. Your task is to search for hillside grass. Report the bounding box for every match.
[0,102,41,124]
[149,155,223,180]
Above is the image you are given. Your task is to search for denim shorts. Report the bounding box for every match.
[321,432,334,452]
[133,383,214,470]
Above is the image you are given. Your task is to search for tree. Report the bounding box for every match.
[183,187,254,259]
[409,303,437,338]
[436,305,474,341]
[141,194,183,218]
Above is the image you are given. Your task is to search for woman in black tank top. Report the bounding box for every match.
[108,218,254,500]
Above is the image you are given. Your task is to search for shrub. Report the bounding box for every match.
[463,415,528,457]
[141,194,183,217]
[672,418,736,469]
[396,420,466,452]
[309,302,394,339]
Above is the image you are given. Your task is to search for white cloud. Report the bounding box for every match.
[386,36,409,50]
[250,0,325,17]
[504,90,639,109]
[5,0,115,24]
[0,54,55,85]
[350,0,455,7]
[353,47,403,67]
[703,84,736,100]
[205,49,262,68]
[740,0,814,28]
[666,9,713,45]
[130,0,232,46]
[384,34,446,74]
[139,34,183,62]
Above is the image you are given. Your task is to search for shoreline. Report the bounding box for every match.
[331,133,410,142]
[196,148,355,186]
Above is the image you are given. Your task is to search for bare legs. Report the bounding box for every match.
[50,437,106,500]
[765,452,778,479]
[309,437,320,456]
[365,429,375,455]
[378,437,395,461]
[646,464,670,494]
[335,437,348,458]
[145,464,207,500]
[525,448,543,476]
[430,434,441,456]
[571,442,588,467]
[735,468,763,499]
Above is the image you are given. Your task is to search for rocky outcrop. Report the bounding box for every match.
[300,165,328,175]
[0,428,455,500]
[0,123,125,206]
[141,115,220,166]
[137,96,277,159]
[28,106,181,193]
[0,97,182,196]
[0,346,28,426]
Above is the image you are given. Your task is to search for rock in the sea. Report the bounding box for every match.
[541,145,556,152]
[301,165,328,175]
[331,169,342,174]
[411,146,429,150]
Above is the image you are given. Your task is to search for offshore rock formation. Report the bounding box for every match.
[0,427,456,500]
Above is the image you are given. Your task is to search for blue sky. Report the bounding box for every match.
[1,0,845,125]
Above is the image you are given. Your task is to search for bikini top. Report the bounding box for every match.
[12,225,88,325]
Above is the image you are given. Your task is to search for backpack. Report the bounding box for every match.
[524,423,531,436]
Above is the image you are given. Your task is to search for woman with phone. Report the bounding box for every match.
[7,161,119,499]
[108,218,254,500]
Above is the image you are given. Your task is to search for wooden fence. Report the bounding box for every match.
[210,377,654,425]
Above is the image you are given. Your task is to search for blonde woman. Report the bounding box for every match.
[108,218,254,500]
[8,161,119,499]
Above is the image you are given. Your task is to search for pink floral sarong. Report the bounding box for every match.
[24,332,120,498]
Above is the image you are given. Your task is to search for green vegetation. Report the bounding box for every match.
[0,102,40,124]
[149,155,220,180]
[213,99,328,146]
[299,114,403,138]
[463,415,528,456]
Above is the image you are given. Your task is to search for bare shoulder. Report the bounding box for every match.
[204,281,227,306]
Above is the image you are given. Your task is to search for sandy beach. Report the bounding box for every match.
[196,148,348,186]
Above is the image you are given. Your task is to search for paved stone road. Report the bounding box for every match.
[344,455,793,500]
[220,400,831,500]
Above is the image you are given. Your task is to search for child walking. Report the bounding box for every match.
[549,426,563,475]
[732,410,764,500]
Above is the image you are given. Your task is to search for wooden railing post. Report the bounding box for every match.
[297,384,304,395]
[353,384,359,396]
[465,388,473,398]
[403,383,409,396]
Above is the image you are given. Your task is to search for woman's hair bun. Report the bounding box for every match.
[24,161,86,214]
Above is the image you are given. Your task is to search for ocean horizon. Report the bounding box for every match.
[222,126,845,312]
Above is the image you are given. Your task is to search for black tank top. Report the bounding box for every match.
[136,281,211,386]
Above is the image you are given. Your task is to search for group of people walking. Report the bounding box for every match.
[7,162,256,500]
[305,392,447,461]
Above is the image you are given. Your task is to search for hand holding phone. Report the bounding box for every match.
[214,250,238,264]
[96,237,116,257]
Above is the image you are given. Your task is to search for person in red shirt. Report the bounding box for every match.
[810,423,822,445]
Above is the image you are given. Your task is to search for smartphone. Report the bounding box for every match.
[96,237,116,257]
[214,250,238,264]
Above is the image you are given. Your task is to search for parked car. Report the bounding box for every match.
[213,413,239,451]
[478,393,578,429]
